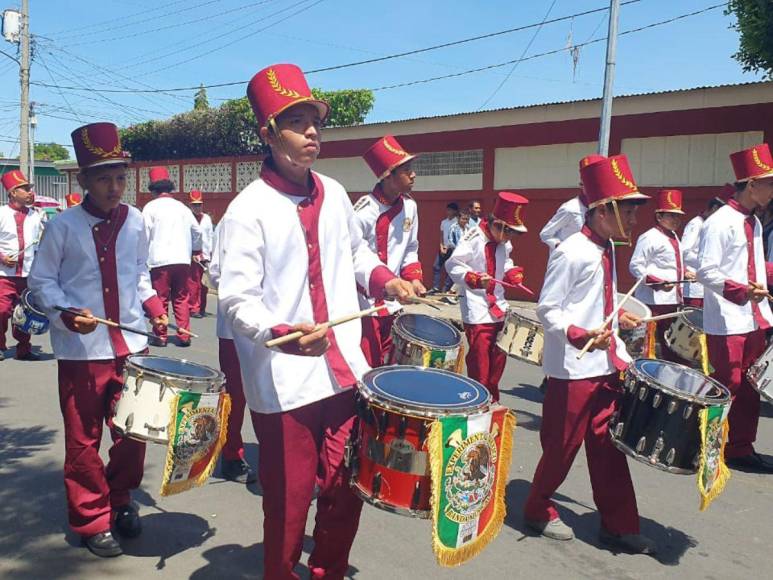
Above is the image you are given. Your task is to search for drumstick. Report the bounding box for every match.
[55,306,157,340]
[576,276,644,360]
[167,324,199,339]
[491,278,535,298]
[639,309,697,323]
[409,295,443,310]
[645,280,694,286]
[264,305,388,348]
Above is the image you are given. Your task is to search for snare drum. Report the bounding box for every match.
[747,341,773,404]
[610,359,731,474]
[349,366,491,518]
[495,308,543,366]
[113,355,225,444]
[389,313,463,371]
[11,289,50,335]
[617,294,651,357]
[664,309,704,365]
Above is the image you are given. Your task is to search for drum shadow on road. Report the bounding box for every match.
[503,479,695,565]
[502,383,545,404]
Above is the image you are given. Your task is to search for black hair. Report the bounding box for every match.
[149,179,175,194]
[447,202,459,211]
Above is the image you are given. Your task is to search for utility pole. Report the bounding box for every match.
[29,103,36,187]
[597,0,620,156]
[19,0,29,178]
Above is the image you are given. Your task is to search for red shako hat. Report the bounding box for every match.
[1,169,30,192]
[578,154,606,206]
[189,189,203,204]
[71,123,130,169]
[148,166,170,184]
[247,64,329,129]
[655,189,685,214]
[65,192,82,207]
[363,135,417,181]
[492,191,529,233]
[579,154,649,209]
[730,143,773,182]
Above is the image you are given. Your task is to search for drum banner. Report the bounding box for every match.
[698,334,712,376]
[160,390,231,496]
[697,404,731,511]
[421,344,464,373]
[427,406,515,567]
[644,322,657,359]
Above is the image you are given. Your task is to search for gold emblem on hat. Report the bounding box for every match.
[611,159,636,191]
[267,68,302,99]
[383,138,408,158]
[11,171,26,185]
[666,190,679,209]
[513,205,523,225]
[752,148,772,172]
[81,128,122,159]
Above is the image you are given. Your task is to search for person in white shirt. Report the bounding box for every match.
[525,154,657,554]
[28,122,167,558]
[681,185,733,308]
[217,63,415,578]
[697,143,773,473]
[355,134,425,367]
[0,169,43,361]
[186,189,214,319]
[430,202,459,292]
[142,167,202,346]
[446,192,531,401]
[629,189,691,361]
[467,199,482,226]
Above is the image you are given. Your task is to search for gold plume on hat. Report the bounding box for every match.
[267,68,302,99]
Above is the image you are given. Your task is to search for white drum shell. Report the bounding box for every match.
[748,341,773,403]
[496,308,544,366]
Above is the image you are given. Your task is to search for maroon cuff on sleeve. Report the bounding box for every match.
[192,250,203,257]
[646,274,665,285]
[369,265,397,301]
[142,295,165,319]
[723,280,749,305]
[464,271,484,289]
[503,267,524,286]
[567,324,591,350]
[270,324,305,355]
[60,311,80,333]
[400,262,423,282]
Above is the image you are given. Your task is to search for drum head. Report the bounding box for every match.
[632,359,729,403]
[360,366,490,416]
[395,313,460,347]
[682,308,703,331]
[616,293,651,319]
[128,355,221,380]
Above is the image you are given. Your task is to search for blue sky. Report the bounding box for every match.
[0,0,765,156]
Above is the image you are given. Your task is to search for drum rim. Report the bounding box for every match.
[630,358,730,404]
[608,433,696,475]
[393,313,462,350]
[20,289,47,318]
[349,479,430,518]
[126,354,224,383]
[676,307,703,332]
[359,365,490,417]
[507,307,541,324]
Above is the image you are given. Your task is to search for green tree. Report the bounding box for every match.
[194,83,210,110]
[34,142,70,161]
[727,0,773,77]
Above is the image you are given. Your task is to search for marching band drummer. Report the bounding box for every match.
[525,154,657,554]
[354,135,425,367]
[187,189,214,319]
[629,189,690,362]
[681,185,733,308]
[27,123,168,558]
[0,169,44,361]
[217,63,415,579]
[445,191,530,402]
[697,144,773,473]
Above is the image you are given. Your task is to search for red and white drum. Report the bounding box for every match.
[348,366,491,518]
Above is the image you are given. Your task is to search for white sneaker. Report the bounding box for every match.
[525,517,575,541]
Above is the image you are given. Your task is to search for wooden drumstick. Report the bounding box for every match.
[639,309,696,323]
[408,295,444,310]
[55,306,157,340]
[576,276,644,360]
[167,324,199,339]
[264,305,389,348]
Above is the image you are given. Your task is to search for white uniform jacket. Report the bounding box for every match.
[142,195,202,268]
[28,200,163,360]
[539,196,586,252]
[217,164,392,414]
[538,227,632,380]
[445,223,514,325]
[681,215,704,299]
[208,221,233,341]
[0,205,43,278]
[353,190,420,315]
[697,201,773,335]
[195,212,214,261]
[629,226,684,306]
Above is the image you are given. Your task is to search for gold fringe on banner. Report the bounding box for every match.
[698,333,713,375]
[697,408,731,511]
[644,321,657,359]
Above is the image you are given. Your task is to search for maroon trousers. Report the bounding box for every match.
[250,390,362,580]
[150,264,191,341]
[218,338,246,461]
[58,357,145,536]
[707,330,766,459]
[0,276,31,356]
[524,374,640,535]
[360,315,395,368]
[188,261,208,315]
[464,322,506,402]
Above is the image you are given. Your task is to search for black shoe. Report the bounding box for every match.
[113,504,142,538]
[15,351,39,361]
[149,337,167,348]
[599,528,657,555]
[221,458,257,484]
[726,452,773,473]
[0,351,5,361]
[177,339,191,348]
[192,312,204,319]
[82,531,122,557]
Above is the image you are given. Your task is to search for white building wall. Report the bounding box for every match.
[494,142,597,189]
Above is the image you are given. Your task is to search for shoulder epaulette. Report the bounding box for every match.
[462,228,480,242]
[353,195,373,212]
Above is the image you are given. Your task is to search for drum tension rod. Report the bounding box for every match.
[411,481,422,510]
[372,472,382,498]
[397,416,408,439]
[378,413,389,440]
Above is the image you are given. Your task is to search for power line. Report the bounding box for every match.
[35,52,85,123]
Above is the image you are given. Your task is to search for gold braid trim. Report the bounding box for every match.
[267,68,302,99]
[666,190,678,209]
[752,148,772,172]
[81,128,122,159]
[383,138,408,158]
[611,158,636,191]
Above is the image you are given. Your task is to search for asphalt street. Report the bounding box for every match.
[1,300,771,579]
